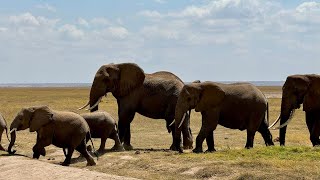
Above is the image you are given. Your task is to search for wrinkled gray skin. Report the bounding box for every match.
[272,74,320,146]
[83,63,193,150]
[8,106,96,166]
[175,82,274,153]
[0,113,10,151]
[81,112,124,153]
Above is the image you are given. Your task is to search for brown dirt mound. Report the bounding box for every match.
[0,156,139,180]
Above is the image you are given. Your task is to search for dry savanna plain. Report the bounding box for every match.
[0,86,320,179]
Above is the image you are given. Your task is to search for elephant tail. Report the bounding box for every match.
[266,102,269,126]
[88,131,99,160]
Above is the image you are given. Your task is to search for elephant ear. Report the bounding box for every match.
[29,106,54,132]
[116,63,145,96]
[303,76,320,111]
[195,83,225,112]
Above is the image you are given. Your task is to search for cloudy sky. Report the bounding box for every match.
[0,0,319,83]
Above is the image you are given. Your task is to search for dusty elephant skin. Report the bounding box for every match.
[81,111,124,153]
[79,63,193,151]
[174,81,274,153]
[8,105,96,166]
[269,74,320,146]
[0,113,10,151]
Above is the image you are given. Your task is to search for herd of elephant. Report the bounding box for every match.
[0,62,320,166]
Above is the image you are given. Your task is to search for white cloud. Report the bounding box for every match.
[35,3,56,12]
[296,2,320,13]
[9,13,40,26]
[91,17,110,26]
[59,24,84,40]
[139,10,163,18]
[106,26,129,39]
[0,27,7,32]
[78,18,89,27]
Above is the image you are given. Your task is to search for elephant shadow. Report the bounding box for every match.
[0,153,29,158]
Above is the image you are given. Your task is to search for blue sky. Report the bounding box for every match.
[0,0,319,83]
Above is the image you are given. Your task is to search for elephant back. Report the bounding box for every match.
[145,71,184,97]
[53,111,90,135]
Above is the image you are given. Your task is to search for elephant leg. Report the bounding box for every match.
[118,110,135,150]
[193,111,218,153]
[61,147,74,166]
[97,137,107,153]
[306,112,319,146]
[258,121,274,146]
[33,133,51,159]
[245,130,256,149]
[110,131,124,151]
[76,140,96,166]
[309,111,320,146]
[205,131,216,152]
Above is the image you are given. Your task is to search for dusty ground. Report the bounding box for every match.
[0,156,139,180]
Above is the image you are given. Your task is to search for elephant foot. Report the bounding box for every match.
[192,147,203,154]
[205,148,216,153]
[123,144,133,151]
[111,145,125,152]
[33,152,41,159]
[61,161,70,166]
[8,149,16,155]
[86,159,96,166]
[170,144,183,153]
[245,146,253,149]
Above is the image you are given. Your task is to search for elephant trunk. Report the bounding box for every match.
[174,101,189,153]
[8,129,16,154]
[279,97,294,146]
[89,83,107,112]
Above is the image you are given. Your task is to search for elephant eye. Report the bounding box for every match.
[187,97,191,102]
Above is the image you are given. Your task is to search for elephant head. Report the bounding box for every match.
[79,63,145,112]
[269,74,320,145]
[8,106,53,154]
[174,82,225,152]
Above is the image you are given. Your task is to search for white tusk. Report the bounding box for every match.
[274,110,295,129]
[169,120,175,127]
[10,128,17,134]
[268,114,280,129]
[86,97,102,111]
[78,101,90,110]
[178,113,187,129]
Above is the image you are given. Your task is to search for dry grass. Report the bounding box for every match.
[0,86,319,179]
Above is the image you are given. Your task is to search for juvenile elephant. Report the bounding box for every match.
[81,112,124,153]
[8,106,96,166]
[174,81,274,153]
[269,74,320,146]
[79,63,193,150]
[0,113,10,151]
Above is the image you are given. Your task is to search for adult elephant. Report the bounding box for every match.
[79,63,193,150]
[174,81,274,153]
[269,74,320,146]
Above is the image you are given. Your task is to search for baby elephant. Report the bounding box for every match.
[8,106,96,166]
[0,113,10,151]
[81,112,124,153]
